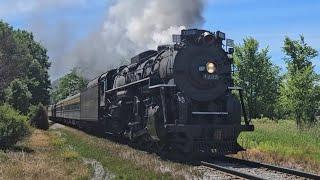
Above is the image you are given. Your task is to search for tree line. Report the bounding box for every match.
[0,21,51,148]
[0,20,87,113]
[234,36,319,127]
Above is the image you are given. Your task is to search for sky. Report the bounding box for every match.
[204,0,320,73]
[0,0,319,80]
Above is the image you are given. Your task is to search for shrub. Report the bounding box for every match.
[0,104,30,148]
[5,79,32,115]
[29,103,49,130]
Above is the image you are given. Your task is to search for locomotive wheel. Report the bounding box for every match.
[108,98,132,134]
[129,134,157,152]
[147,105,167,141]
[159,144,193,162]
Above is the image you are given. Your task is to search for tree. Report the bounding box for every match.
[0,22,29,92]
[0,21,51,107]
[51,69,88,103]
[5,79,32,115]
[14,30,51,106]
[234,37,281,119]
[279,35,319,127]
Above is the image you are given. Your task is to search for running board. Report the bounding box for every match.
[192,112,228,115]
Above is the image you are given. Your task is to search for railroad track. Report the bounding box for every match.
[200,157,320,180]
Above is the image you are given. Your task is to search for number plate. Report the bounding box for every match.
[203,74,219,80]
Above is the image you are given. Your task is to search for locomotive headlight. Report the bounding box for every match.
[206,62,216,74]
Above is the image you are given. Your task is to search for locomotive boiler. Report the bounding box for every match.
[49,29,254,156]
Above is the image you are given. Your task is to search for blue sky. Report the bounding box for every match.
[0,0,319,78]
[204,0,320,72]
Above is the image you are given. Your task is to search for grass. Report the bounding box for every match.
[0,150,7,162]
[237,118,320,173]
[61,150,80,161]
[58,128,180,179]
[0,123,202,179]
[1,119,318,178]
[0,129,90,179]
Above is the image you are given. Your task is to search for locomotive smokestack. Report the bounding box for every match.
[203,32,215,44]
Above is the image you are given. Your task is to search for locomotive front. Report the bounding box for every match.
[148,29,254,155]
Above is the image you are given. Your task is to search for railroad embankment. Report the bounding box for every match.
[1,120,319,179]
[0,123,210,179]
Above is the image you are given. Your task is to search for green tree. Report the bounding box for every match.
[0,22,29,92]
[279,35,319,127]
[14,30,51,106]
[234,37,281,119]
[51,69,88,103]
[5,79,32,115]
[0,21,51,107]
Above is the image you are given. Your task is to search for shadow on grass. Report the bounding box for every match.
[1,145,35,153]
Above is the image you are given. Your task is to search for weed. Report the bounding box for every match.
[61,150,80,161]
[51,135,65,148]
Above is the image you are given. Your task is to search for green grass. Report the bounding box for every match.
[238,118,320,164]
[57,129,173,180]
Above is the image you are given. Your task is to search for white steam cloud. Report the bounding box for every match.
[1,0,206,79]
[61,0,205,78]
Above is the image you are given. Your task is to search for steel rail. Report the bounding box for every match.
[200,161,266,180]
[223,156,320,179]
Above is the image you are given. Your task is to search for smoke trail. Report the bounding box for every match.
[61,0,206,78]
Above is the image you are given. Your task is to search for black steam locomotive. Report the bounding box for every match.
[48,29,254,156]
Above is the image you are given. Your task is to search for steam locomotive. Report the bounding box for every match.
[48,29,254,156]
